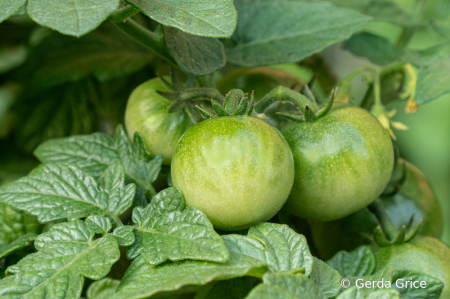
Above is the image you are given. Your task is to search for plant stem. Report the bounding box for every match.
[368,199,400,241]
[110,18,177,66]
[145,185,157,199]
[109,5,140,23]
[255,86,316,114]
[180,88,224,102]
[395,28,415,52]
[360,83,373,109]
[110,214,124,228]
[373,70,382,106]
[340,66,376,87]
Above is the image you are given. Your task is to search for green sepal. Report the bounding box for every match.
[197,89,250,118]
[316,88,337,119]
[156,90,179,101]
[276,112,305,122]
[246,91,255,116]
[304,105,316,122]
[212,100,230,117]
[404,216,423,242]
[373,225,406,247]
[196,105,216,120]
[232,95,249,116]
[224,89,246,114]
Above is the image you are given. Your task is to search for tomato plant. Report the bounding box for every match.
[2,0,450,298]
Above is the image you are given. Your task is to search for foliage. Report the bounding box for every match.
[1,0,450,298]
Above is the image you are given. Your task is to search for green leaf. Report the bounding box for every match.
[23,28,153,88]
[27,0,120,37]
[223,223,313,275]
[0,0,26,23]
[113,226,136,247]
[195,277,259,299]
[111,252,267,299]
[342,32,399,66]
[0,163,135,223]
[127,0,237,38]
[0,203,41,258]
[246,272,327,299]
[327,246,375,278]
[128,187,229,265]
[13,79,99,152]
[328,0,421,27]
[311,257,342,298]
[85,216,113,234]
[226,1,370,67]
[0,220,120,298]
[97,162,136,216]
[432,19,450,39]
[0,233,37,259]
[0,203,42,244]
[391,270,444,299]
[87,278,121,299]
[164,26,226,76]
[416,55,450,105]
[337,287,400,299]
[34,125,163,195]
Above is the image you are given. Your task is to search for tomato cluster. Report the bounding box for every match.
[125,70,450,296]
[125,74,394,228]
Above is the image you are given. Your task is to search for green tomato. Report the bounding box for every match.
[171,116,295,230]
[125,77,192,165]
[371,236,450,298]
[280,104,394,221]
[309,159,444,260]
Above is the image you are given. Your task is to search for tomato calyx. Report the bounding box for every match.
[196,89,254,119]
[254,85,337,122]
[368,198,422,247]
[156,73,224,123]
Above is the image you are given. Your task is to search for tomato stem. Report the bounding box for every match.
[368,198,400,241]
[108,5,140,23]
[110,19,177,66]
[145,185,157,199]
[110,214,124,228]
[395,28,415,52]
[255,86,316,115]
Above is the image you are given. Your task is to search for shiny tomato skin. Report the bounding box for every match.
[171,116,295,231]
[125,78,192,165]
[280,104,394,221]
[371,236,450,298]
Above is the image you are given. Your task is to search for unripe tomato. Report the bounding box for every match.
[309,160,444,260]
[371,236,450,298]
[171,116,295,230]
[125,78,192,165]
[280,104,394,221]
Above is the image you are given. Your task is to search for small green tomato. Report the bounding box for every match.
[171,116,295,230]
[280,104,394,221]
